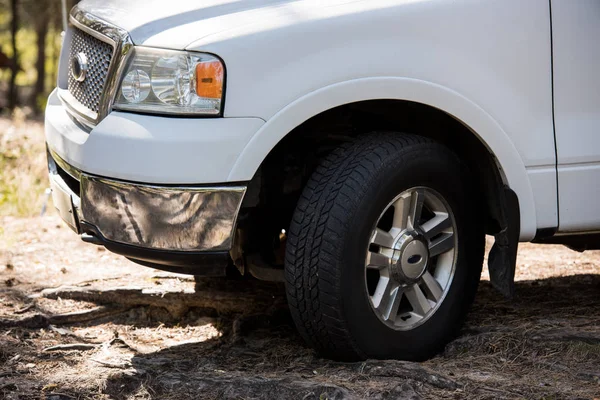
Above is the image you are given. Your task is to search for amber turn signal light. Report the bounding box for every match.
[195,61,224,99]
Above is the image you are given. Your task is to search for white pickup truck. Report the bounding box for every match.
[45,0,599,361]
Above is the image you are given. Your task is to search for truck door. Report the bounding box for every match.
[551,0,600,232]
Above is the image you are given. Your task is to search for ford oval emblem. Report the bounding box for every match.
[71,52,88,82]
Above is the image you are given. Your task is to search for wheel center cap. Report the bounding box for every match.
[391,232,429,283]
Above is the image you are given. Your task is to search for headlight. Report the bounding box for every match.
[113,47,224,116]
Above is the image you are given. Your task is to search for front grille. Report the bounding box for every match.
[67,28,113,115]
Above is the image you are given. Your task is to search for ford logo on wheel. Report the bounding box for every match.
[71,52,88,82]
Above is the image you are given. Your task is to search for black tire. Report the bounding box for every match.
[284,133,484,361]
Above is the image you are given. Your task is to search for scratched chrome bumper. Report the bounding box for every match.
[47,149,246,253]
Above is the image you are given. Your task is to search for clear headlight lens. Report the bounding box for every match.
[114,47,224,115]
[121,70,151,104]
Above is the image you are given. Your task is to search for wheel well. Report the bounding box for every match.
[236,100,509,268]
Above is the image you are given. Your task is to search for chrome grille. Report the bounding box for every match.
[67,28,113,115]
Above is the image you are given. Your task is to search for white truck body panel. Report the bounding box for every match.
[227,76,546,240]
[551,0,600,232]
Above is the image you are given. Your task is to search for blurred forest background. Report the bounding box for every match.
[0,1,81,219]
[0,0,80,114]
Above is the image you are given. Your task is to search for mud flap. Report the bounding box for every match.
[487,188,520,298]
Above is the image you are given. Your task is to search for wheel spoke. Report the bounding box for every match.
[392,189,424,231]
[382,286,403,321]
[366,251,391,270]
[392,194,411,231]
[421,271,443,302]
[370,228,395,248]
[372,278,396,314]
[408,189,425,230]
[421,212,452,241]
[429,232,455,257]
[405,284,432,316]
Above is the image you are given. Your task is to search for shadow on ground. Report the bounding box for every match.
[1,274,599,399]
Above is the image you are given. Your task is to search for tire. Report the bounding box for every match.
[284,132,484,361]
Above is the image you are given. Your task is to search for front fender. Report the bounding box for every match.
[227,77,537,240]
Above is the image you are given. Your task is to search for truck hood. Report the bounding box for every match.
[77,0,408,50]
[77,0,323,49]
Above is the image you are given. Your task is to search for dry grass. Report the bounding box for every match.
[0,112,50,218]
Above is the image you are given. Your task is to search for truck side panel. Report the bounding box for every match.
[186,0,556,239]
[551,0,600,232]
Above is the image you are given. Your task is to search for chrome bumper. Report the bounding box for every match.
[47,149,246,253]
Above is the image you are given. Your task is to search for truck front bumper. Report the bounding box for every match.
[44,89,264,184]
[44,87,265,272]
[47,149,245,272]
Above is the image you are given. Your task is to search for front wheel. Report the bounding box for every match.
[284,133,484,361]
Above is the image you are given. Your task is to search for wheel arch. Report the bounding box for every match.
[229,77,535,241]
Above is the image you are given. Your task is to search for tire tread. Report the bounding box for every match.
[285,133,434,359]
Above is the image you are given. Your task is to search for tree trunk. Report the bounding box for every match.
[49,22,60,94]
[33,13,49,113]
[8,0,19,110]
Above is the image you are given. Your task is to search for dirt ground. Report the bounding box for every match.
[0,215,599,400]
